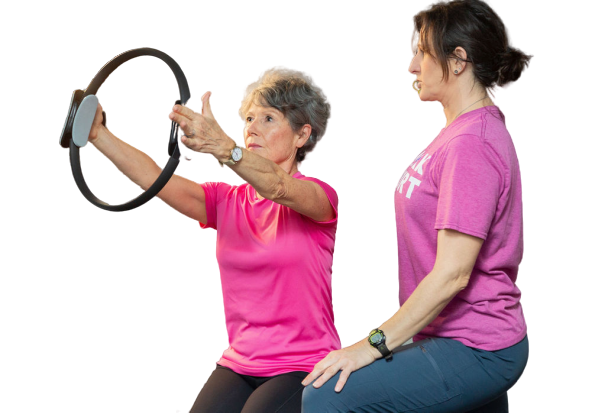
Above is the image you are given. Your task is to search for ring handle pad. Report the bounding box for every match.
[60,48,190,211]
[72,95,99,147]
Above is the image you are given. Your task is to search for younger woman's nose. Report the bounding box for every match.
[409,54,421,74]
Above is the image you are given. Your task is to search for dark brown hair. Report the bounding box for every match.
[414,0,531,89]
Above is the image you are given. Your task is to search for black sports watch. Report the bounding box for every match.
[368,328,393,362]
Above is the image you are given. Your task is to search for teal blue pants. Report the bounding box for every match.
[302,336,528,413]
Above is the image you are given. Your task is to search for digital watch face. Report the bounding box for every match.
[369,332,382,345]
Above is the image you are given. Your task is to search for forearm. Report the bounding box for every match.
[228,149,290,201]
[367,230,481,356]
[374,269,467,357]
[92,126,162,190]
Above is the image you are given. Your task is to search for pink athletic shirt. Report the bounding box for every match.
[395,106,527,351]
[200,172,341,376]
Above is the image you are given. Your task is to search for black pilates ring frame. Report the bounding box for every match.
[59,48,190,211]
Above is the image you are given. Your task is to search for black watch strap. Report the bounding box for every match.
[377,344,393,361]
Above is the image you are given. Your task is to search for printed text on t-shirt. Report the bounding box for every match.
[396,151,432,199]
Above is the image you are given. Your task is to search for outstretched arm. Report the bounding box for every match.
[89,103,207,224]
[170,92,335,222]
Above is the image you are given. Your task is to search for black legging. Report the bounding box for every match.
[190,365,308,413]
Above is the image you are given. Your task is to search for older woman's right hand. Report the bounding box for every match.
[169,91,236,164]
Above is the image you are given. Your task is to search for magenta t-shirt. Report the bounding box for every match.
[200,172,341,376]
[395,106,527,351]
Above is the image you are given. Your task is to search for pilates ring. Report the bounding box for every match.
[413,80,421,93]
[59,48,190,211]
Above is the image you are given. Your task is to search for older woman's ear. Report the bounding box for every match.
[296,124,313,148]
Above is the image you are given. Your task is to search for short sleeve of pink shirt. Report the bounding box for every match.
[199,172,341,376]
[395,106,526,351]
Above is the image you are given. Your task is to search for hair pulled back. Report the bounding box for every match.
[414,0,531,89]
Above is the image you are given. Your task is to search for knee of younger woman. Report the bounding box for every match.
[301,384,329,412]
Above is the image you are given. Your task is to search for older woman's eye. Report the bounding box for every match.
[265,116,273,122]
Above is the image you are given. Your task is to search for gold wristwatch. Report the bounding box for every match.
[220,145,243,166]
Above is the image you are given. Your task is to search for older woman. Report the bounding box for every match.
[88,68,340,413]
[302,1,531,412]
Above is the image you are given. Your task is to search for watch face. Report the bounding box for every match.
[369,332,382,344]
[232,146,243,162]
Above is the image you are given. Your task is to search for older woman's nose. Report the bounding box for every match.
[246,118,260,135]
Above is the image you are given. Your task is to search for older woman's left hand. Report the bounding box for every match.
[168,91,235,162]
[302,340,378,392]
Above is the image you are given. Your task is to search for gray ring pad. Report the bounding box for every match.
[72,95,99,147]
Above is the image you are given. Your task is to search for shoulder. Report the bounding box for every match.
[296,173,336,190]
[440,107,513,162]
[295,172,338,202]
[291,172,339,222]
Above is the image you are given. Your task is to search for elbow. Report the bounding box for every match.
[437,268,472,298]
[262,177,288,202]
[454,271,471,292]
[450,269,471,295]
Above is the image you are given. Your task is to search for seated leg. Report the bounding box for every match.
[467,392,508,413]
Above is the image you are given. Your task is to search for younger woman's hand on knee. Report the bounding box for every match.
[302,341,376,393]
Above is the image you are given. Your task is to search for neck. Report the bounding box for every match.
[278,154,301,176]
[442,87,493,127]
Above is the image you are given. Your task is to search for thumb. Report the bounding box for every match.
[201,91,214,117]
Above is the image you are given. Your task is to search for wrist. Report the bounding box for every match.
[365,339,384,360]
[90,125,108,145]
[218,141,244,166]
[220,144,235,163]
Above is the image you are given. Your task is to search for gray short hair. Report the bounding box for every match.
[239,68,330,163]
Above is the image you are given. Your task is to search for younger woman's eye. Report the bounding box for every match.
[246,116,253,122]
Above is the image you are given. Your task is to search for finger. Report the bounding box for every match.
[181,135,192,146]
[303,350,344,386]
[93,103,104,126]
[168,111,190,125]
[312,365,341,389]
[89,103,105,142]
[170,105,198,120]
[169,112,193,133]
[334,369,352,393]
[181,135,200,151]
[302,353,337,386]
[180,122,195,136]
[302,366,325,387]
